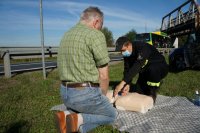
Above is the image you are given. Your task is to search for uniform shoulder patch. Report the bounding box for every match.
[137,53,143,60]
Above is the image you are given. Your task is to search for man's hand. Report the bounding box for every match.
[121,85,130,96]
[114,81,129,97]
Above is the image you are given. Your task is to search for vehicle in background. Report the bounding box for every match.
[160,0,200,71]
[135,31,172,48]
[169,33,200,71]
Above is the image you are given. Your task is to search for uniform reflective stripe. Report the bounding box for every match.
[147,81,160,87]
[142,59,148,68]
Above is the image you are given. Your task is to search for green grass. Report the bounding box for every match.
[0,62,200,133]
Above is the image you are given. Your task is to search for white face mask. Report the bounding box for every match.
[122,50,132,57]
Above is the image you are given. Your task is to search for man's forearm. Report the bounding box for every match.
[99,78,109,95]
[98,65,109,95]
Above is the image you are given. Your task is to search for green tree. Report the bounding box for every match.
[101,27,114,47]
[125,29,137,41]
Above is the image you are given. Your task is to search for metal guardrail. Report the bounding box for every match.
[0,47,117,78]
[0,47,173,78]
[0,46,58,59]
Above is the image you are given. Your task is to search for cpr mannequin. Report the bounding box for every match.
[106,90,154,113]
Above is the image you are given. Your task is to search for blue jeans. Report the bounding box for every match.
[60,84,117,133]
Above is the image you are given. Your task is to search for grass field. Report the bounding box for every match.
[0,61,200,133]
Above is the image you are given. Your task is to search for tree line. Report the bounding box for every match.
[101,27,136,47]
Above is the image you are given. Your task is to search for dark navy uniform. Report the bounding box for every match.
[123,41,168,101]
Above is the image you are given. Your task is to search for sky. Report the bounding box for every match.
[0,0,187,47]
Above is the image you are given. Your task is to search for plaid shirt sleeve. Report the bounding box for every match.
[90,31,110,67]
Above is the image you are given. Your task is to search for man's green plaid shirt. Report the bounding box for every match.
[57,23,110,83]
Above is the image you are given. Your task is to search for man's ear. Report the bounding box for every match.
[93,19,98,28]
[127,42,133,50]
[123,42,130,47]
[128,42,132,46]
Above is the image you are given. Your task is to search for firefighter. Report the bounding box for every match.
[113,36,168,102]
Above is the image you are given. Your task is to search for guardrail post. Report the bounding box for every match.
[3,51,11,78]
[47,46,52,57]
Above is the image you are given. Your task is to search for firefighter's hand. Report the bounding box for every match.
[114,81,129,97]
[121,85,130,96]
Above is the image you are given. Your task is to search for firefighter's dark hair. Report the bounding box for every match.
[115,36,130,51]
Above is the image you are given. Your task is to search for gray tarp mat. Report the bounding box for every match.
[114,95,200,133]
[51,95,200,133]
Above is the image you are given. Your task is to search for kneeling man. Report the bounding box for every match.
[114,36,168,103]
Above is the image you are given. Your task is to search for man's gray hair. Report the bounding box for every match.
[80,6,104,21]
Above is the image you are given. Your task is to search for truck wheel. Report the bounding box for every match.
[175,55,186,70]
